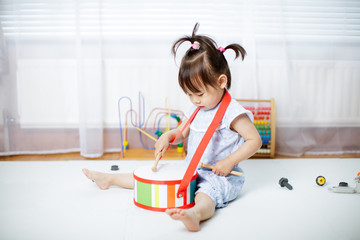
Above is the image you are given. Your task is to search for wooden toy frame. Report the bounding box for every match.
[236,98,276,158]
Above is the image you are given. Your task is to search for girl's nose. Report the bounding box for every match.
[194,98,200,104]
[191,96,200,104]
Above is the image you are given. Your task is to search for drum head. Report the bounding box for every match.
[134,163,196,182]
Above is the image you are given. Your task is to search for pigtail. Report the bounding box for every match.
[172,37,190,59]
[192,22,199,38]
[225,44,247,61]
[172,23,201,59]
[172,23,247,93]
[172,23,219,60]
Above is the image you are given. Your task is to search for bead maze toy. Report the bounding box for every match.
[236,98,276,158]
[118,92,185,159]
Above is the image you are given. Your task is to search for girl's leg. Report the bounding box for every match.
[165,192,215,232]
[82,168,134,190]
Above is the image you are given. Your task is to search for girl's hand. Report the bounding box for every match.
[212,159,234,177]
[154,132,172,158]
[154,119,189,159]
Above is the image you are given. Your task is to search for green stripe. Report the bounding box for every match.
[137,181,152,207]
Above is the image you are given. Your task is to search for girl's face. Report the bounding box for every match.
[186,75,227,111]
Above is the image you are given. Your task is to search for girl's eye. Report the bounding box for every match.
[198,93,204,97]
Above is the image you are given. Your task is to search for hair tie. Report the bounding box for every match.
[218,46,226,53]
[191,41,200,50]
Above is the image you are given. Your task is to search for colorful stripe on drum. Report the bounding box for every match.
[133,177,197,212]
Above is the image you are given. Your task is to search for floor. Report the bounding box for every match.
[0,148,185,161]
[0,158,359,240]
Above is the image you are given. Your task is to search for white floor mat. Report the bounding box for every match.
[0,158,359,240]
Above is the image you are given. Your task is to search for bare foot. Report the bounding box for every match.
[165,208,200,232]
[82,168,112,190]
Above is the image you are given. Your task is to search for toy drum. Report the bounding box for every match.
[133,163,198,212]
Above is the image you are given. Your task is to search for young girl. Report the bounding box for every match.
[82,23,262,232]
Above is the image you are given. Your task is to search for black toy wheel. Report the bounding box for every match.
[316,176,326,186]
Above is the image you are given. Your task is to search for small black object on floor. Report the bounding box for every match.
[111,165,119,171]
[279,177,293,190]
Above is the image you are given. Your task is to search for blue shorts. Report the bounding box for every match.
[195,168,245,208]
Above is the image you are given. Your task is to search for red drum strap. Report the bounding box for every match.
[176,90,231,198]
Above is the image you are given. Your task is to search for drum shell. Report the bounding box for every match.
[133,164,198,212]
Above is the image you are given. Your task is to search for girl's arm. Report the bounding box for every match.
[213,114,262,176]
[154,118,190,158]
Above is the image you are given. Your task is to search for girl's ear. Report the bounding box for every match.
[218,74,228,89]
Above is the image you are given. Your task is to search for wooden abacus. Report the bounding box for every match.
[236,98,276,158]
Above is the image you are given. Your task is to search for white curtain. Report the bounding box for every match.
[76,2,104,157]
[0,0,359,157]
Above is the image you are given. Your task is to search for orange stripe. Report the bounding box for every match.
[167,185,175,208]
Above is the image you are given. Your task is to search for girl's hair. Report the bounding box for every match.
[172,23,246,94]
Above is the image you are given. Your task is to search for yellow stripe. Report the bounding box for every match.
[154,184,159,208]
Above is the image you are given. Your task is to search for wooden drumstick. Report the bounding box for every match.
[198,162,243,176]
[152,153,162,172]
